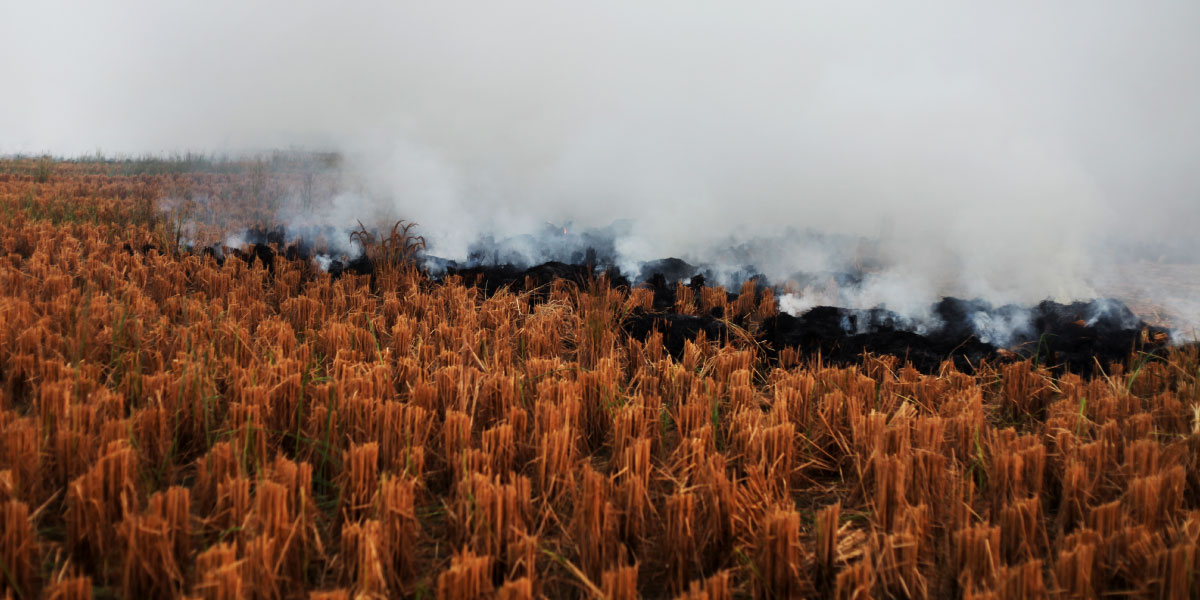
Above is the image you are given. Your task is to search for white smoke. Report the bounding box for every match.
[2,1,1198,328]
[223,231,248,249]
[313,255,334,272]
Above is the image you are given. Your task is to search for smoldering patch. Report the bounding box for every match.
[171,219,1182,376]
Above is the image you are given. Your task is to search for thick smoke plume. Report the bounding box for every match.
[3,1,1199,332]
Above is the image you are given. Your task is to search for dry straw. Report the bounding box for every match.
[0,164,1197,597]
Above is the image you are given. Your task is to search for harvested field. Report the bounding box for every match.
[1,162,1199,599]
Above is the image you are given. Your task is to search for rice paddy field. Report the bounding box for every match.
[1,158,1199,599]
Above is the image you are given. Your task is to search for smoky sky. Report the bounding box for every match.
[3,1,1200,306]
